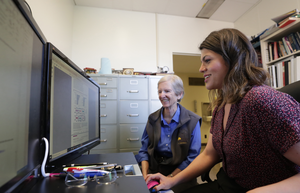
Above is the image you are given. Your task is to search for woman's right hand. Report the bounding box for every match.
[145,173,175,191]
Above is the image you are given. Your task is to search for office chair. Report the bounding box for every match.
[278,80,300,103]
[201,81,300,183]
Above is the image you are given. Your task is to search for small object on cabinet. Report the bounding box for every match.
[83,67,97,74]
[123,68,134,75]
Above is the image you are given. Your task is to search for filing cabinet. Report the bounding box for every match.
[89,74,119,153]
[88,74,163,154]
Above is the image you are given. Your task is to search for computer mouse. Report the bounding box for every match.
[147,180,159,193]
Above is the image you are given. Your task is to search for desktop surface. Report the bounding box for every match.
[28,152,149,193]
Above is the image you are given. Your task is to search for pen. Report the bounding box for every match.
[63,168,111,175]
[62,162,108,167]
[63,163,117,170]
[51,172,109,178]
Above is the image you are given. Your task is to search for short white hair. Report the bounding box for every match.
[158,75,184,102]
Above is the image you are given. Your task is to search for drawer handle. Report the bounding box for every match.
[101,94,107,97]
[127,138,140,141]
[101,114,107,117]
[100,139,107,142]
[99,83,107,85]
[128,90,139,93]
[127,114,139,117]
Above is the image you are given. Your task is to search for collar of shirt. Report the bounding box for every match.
[160,103,180,125]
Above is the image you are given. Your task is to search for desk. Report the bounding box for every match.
[29,152,149,193]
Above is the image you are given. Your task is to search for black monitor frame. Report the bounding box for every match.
[44,43,101,172]
[0,0,47,192]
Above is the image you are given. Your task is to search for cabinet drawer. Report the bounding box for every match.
[100,101,117,124]
[119,101,149,123]
[100,88,117,99]
[119,124,144,149]
[93,125,117,150]
[119,78,148,99]
[95,77,117,87]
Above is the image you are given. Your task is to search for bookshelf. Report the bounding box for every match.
[260,18,300,88]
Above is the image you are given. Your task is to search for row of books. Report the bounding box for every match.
[268,56,300,88]
[267,32,300,62]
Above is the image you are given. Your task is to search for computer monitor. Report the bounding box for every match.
[45,43,101,170]
[0,0,47,192]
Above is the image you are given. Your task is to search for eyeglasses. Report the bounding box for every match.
[65,168,118,187]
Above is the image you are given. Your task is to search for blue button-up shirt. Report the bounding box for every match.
[135,105,201,171]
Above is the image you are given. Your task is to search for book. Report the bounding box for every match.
[294,56,300,82]
[273,41,279,59]
[272,9,299,24]
[268,66,273,87]
[291,33,300,50]
[289,58,295,83]
[292,33,300,48]
[279,17,297,28]
[268,42,274,61]
[284,36,294,53]
[293,32,300,49]
[276,62,283,88]
[278,40,287,56]
[287,34,299,51]
[271,65,278,88]
[282,37,291,55]
[296,32,300,44]
[282,61,286,86]
[284,60,290,85]
[277,42,282,58]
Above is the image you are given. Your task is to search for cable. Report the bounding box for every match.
[23,0,32,15]
[41,137,50,177]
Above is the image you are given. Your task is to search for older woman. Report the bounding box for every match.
[135,75,202,192]
[146,29,300,193]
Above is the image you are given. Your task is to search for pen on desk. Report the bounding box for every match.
[51,172,109,178]
[62,162,108,167]
[63,163,117,170]
[63,168,111,176]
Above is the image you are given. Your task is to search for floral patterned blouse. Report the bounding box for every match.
[211,85,300,189]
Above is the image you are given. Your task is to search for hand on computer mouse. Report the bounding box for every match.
[145,173,173,192]
[147,180,159,193]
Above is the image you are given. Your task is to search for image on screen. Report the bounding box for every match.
[47,44,100,163]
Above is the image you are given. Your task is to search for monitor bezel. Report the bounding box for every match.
[0,0,47,192]
[45,43,101,171]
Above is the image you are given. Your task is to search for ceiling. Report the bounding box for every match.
[74,0,261,22]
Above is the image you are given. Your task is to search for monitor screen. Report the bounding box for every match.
[45,43,100,168]
[0,0,47,192]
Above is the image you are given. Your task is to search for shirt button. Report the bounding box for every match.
[168,135,170,137]
[166,144,168,146]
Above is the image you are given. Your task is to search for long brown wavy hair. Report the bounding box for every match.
[199,28,270,110]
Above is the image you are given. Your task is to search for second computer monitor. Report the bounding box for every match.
[45,43,100,168]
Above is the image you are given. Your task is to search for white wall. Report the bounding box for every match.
[71,7,157,72]
[235,0,300,37]
[26,0,74,58]
[156,14,234,72]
